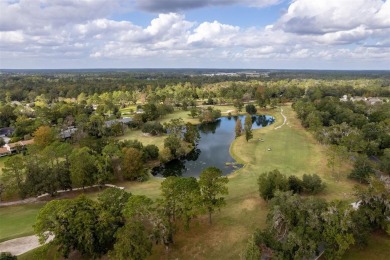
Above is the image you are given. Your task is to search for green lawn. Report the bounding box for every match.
[343,232,390,260]
[0,204,44,243]
[119,105,137,115]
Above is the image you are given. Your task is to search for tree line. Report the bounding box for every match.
[33,167,228,259]
[245,170,390,259]
[293,95,390,181]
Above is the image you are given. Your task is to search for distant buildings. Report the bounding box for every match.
[0,139,35,157]
[104,117,133,128]
[339,95,387,105]
[201,72,269,77]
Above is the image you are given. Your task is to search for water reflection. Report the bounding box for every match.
[153,115,274,177]
[198,119,221,134]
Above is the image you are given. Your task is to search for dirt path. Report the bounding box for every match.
[0,184,124,207]
[274,107,287,130]
[0,234,53,256]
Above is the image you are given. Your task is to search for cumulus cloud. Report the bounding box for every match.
[0,0,124,31]
[133,0,283,13]
[0,0,389,69]
[276,0,386,33]
[274,0,390,46]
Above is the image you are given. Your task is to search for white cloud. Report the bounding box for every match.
[0,31,25,44]
[0,0,389,69]
[188,21,239,47]
[276,0,385,33]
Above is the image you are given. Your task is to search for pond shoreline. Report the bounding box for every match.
[153,113,275,178]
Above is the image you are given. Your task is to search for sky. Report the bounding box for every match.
[0,0,389,70]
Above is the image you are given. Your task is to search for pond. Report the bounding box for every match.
[152,115,275,177]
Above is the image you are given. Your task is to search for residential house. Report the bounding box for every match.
[0,127,15,138]
[5,139,35,154]
[104,117,133,128]
[0,147,10,157]
[59,126,78,139]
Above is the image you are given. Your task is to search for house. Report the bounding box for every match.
[59,126,78,139]
[340,95,387,105]
[367,97,383,105]
[0,147,10,157]
[104,117,133,128]
[0,127,15,138]
[5,139,35,153]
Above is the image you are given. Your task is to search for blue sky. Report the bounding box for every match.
[0,0,389,69]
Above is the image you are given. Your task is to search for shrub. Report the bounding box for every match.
[257,169,289,200]
[245,104,257,115]
[288,175,303,194]
[302,174,326,194]
[141,121,165,136]
[0,252,17,260]
[143,144,159,161]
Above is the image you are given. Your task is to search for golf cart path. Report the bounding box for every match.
[274,107,287,130]
[0,234,53,256]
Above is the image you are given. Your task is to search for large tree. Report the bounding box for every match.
[34,196,103,258]
[164,135,182,157]
[69,147,98,189]
[121,147,145,181]
[163,118,184,137]
[349,155,375,183]
[199,167,229,224]
[234,118,242,139]
[33,125,57,149]
[110,221,152,260]
[245,104,257,115]
[244,115,253,142]
[183,122,200,145]
[1,155,27,199]
[160,176,201,230]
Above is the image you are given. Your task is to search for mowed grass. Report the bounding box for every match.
[343,231,390,260]
[231,105,356,201]
[0,204,44,243]
[0,156,7,175]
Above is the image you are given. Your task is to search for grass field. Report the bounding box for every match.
[0,204,44,243]
[1,104,389,258]
[343,231,390,259]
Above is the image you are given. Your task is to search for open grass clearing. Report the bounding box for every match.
[343,231,390,260]
[0,204,44,243]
